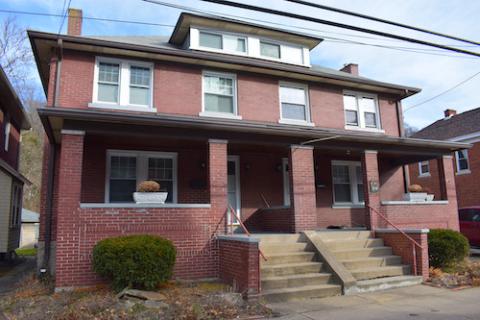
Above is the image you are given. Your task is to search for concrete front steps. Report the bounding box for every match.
[257,234,341,302]
[316,231,422,292]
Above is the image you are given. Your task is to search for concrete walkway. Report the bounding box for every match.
[268,285,480,320]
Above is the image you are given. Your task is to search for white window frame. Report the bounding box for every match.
[455,149,471,175]
[259,38,304,65]
[418,160,431,177]
[331,160,365,207]
[105,149,178,203]
[91,56,155,112]
[343,90,383,132]
[4,120,10,151]
[197,29,248,55]
[278,81,313,126]
[200,70,241,120]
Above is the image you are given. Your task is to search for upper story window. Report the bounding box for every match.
[418,160,430,177]
[91,57,154,112]
[200,71,240,119]
[455,149,470,174]
[260,41,281,59]
[4,119,10,152]
[199,31,246,53]
[332,160,364,207]
[343,91,382,131]
[279,82,312,125]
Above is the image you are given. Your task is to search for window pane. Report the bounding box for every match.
[148,158,174,203]
[458,150,469,170]
[280,86,306,105]
[224,35,246,52]
[334,184,352,202]
[333,165,350,184]
[343,95,357,110]
[364,112,377,127]
[110,156,136,179]
[99,63,119,83]
[359,97,376,112]
[130,86,150,105]
[346,110,358,125]
[204,75,233,95]
[205,93,234,113]
[282,103,306,121]
[110,180,136,202]
[420,161,429,174]
[98,83,119,103]
[199,32,222,49]
[130,66,150,86]
[282,45,303,64]
[260,42,280,58]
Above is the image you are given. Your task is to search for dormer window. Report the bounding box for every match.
[260,41,280,59]
[199,31,247,53]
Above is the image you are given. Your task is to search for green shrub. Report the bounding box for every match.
[92,234,176,291]
[428,229,469,269]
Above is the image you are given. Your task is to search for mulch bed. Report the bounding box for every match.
[425,258,480,290]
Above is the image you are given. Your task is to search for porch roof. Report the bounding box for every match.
[38,107,470,163]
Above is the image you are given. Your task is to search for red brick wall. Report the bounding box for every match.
[244,207,294,233]
[381,203,458,230]
[0,120,20,169]
[453,143,480,208]
[218,238,260,297]
[377,231,429,280]
[409,159,443,200]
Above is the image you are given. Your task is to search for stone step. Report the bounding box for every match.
[261,273,333,290]
[341,255,402,270]
[261,284,341,302]
[323,238,384,251]
[262,252,316,266]
[255,234,306,244]
[315,230,371,241]
[332,246,393,260]
[261,262,323,277]
[260,242,311,254]
[356,276,423,293]
[351,265,411,281]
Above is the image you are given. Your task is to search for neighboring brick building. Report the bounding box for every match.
[0,66,31,258]
[410,108,480,208]
[30,9,467,293]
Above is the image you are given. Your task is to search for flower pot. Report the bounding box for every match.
[133,192,168,204]
[403,192,428,202]
[426,194,435,201]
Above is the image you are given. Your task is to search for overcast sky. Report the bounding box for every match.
[2,0,479,129]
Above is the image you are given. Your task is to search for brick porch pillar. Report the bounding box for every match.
[289,145,317,233]
[362,150,381,230]
[438,155,459,230]
[208,139,228,231]
[55,130,85,289]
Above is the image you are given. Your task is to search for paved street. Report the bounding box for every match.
[268,285,480,320]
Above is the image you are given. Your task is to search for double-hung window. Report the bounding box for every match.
[199,31,247,54]
[343,91,381,130]
[418,161,430,177]
[93,57,153,111]
[106,150,177,203]
[332,161,364,206]
[201,71,238,118]
[279,82,311,125]
[260,41,281,59]
[455,149,470,174]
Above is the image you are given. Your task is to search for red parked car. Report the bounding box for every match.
[459,207,480,247]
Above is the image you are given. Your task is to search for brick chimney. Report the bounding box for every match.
[444,109,457,118]
[340,63,359,76]
[67,8,82,36]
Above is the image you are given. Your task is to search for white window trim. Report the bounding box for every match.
[9,183,22,228]
[455,150,471,175]
[105,149,178,203]
[200,70,241,119]
[278,81,313,126]
[196,28,249,56]
[331,160,365,207]
[4,120,10,151]
[343,90,383,132]
[91,56,155,112]
[259,37,305,65]
[418,161,431,177]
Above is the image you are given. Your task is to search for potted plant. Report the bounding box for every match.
[133,180,168,204]
[403,184,428,202]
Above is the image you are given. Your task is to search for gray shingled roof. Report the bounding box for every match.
[412,107,480,140]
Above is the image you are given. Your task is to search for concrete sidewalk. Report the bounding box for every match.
[268,285,480,320]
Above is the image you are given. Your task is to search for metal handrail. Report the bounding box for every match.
[366,204,422,276]
[259,193,270,208]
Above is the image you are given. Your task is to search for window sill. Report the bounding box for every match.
[80,203,211,209]
[332,203,365,209]
[344,125,385,133]
[418,173,431,178]
[456,170,471,176]
[199,111,242,120]
[88,102,156,113]
[279,119,315,126]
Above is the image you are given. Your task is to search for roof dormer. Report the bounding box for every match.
[169,13,323,67]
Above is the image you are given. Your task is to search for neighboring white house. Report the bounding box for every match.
[20,209,39,248]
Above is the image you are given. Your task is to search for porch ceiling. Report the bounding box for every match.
[38,107,470,161]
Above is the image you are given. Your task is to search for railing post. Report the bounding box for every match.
[412,244,417,276]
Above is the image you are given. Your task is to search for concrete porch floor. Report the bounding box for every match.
[267,285,480,320]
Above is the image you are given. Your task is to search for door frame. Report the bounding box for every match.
[227,155,241,224]
[282,157,291,206]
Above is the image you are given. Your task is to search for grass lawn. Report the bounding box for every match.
[15,248,37,257]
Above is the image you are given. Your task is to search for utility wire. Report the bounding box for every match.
[286,0,480,46]
[404,70,480,112]
[191,0,480,58]
[57,0,72,35]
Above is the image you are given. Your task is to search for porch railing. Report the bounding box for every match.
[366,205,423,276]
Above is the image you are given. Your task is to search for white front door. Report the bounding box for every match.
[282,158,291,206]
[227,156,241,224]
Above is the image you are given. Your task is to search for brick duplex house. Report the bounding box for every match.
[0,66,31,258]
[410,108,480,208]
[30,9,469,298]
